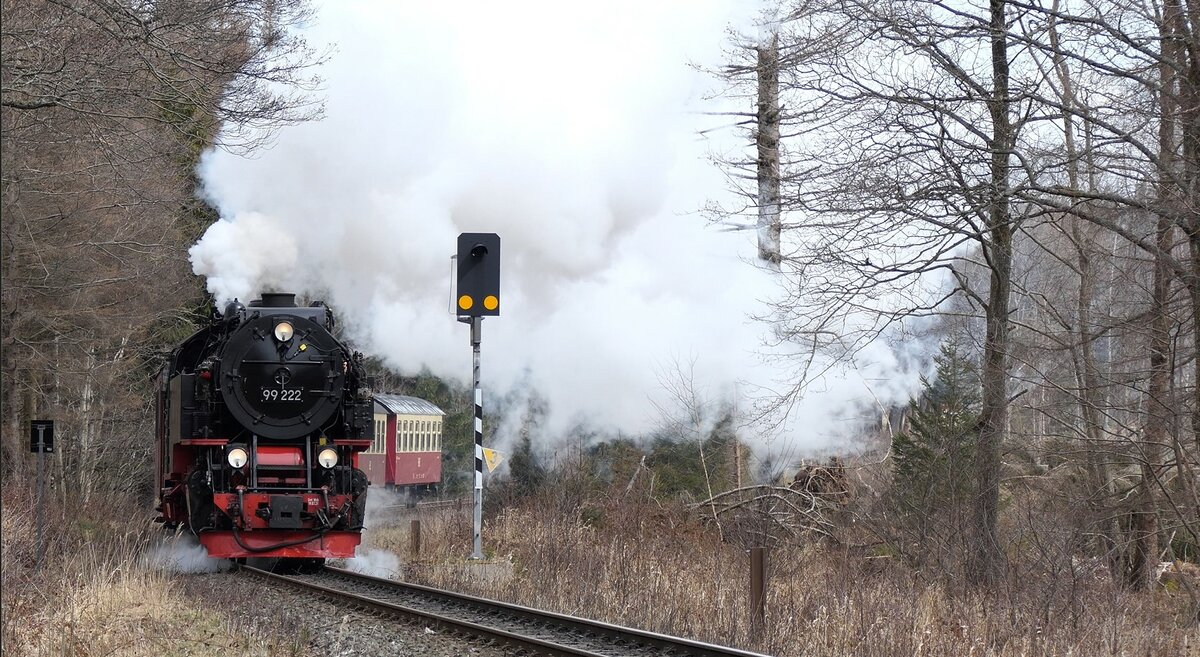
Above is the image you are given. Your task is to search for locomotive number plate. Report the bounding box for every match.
[261,387,304,402]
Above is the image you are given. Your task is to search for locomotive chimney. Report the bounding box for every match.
[259,292,297,308]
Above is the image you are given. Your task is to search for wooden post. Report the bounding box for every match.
[750,546,766,632]
[410,519,421,560]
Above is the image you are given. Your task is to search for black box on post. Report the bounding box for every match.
[456,233,501,317]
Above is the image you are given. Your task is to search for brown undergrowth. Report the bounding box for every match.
[0,484,307,657]
[364,489,1197,657]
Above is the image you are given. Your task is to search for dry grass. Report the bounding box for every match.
[365,491,1197,656]
[1,485,308,657]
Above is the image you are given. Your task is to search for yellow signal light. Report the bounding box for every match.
[483,295,499,311]
[458,295,474,310]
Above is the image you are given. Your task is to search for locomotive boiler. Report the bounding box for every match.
[155,293,373,561]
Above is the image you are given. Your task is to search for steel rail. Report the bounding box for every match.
[374,497,470,512]
[245,564,774,657]
[242,565,608,656]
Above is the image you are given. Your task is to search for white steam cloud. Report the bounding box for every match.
[142,534,232,574]
[346,547,402,579]
[332,483,404,577]
[362,484,403,528]
[191,1,923,466]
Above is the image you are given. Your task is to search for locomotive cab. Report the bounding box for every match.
[155,293,374,560]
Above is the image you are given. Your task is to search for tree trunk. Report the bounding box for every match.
[1136,206,1169,591]
[756,29,782,268]
[1175,0,1200,455]
[1126,2,1181,589]
[970,0,1013,587]
[1049,3,1121,567]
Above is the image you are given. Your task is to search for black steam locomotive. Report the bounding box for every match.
[155,293,373,560]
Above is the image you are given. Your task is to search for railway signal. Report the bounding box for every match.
[30,420,53,571]
[29,420,54,453]
[456,233,501,316]
[454,232,500,560]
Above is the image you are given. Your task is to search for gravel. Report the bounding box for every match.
[181,571,515,657]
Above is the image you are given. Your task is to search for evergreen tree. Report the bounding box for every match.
[891,340,980,558]
[508,432,546,496]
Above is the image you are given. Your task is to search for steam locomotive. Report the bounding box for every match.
[155,293,373,561]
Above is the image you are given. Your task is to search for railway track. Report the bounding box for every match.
[243,564,772,657]
[376,496,469,512]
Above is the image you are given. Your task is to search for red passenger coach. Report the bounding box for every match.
[359,394,443,496]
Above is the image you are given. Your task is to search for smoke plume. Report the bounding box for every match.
[191,1,923,466]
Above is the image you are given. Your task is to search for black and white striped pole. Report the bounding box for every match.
[455,233,500,562]
[469,317,484,560]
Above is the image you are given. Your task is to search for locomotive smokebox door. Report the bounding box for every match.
[456,233,500,317]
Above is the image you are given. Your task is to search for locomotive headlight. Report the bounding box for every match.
[273,321,295,342]
[226,447,249,469]
[317,448,338,469]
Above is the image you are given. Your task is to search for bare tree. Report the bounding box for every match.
[0,0,325,499]
[715,0,1032,584]
[712,0,1200,590]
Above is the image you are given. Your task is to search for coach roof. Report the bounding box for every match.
[373,394,445,417]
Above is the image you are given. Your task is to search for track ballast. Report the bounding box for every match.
[243,564,772,657]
